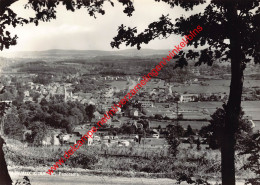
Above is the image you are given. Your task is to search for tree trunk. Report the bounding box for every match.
[222,2,244,185]
[0,137,12,185]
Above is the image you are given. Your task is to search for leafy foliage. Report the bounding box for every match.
[111,15,174,50]
[18,101,89,128]
[184,125,195,137]
[33,74,53,85]
[14,176,31,185]
[5,144,98,170]
[26,121,48,146]
[166,125,182,156]
[4,113,24,140]
[111,0,260,67]
[176,172,211,185]
[0,0,135,50]
[7,100,95,145]
[199,107,253,150]
[167,124,185,137]
[239,131,260,185]
[0,87,11,117]
[66,153,98,169]
[120,123,136,135]
[85,104,95,122]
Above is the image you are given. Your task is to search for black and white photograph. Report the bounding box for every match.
[0,0,259,184]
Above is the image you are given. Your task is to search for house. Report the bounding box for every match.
[96,128,109,137]
[130,109,139,117]
[53,133,61,145]
[60,133,93,145]
[124,108,139,117]
[149,121,168,131]
[138,100,154,108]
[111,120,121,128]
[42,136,52,146]
[72,125,91,136]
[24,90,30,97]
[67,135,83,145]
[50,84,67,102]
[163,112,176,119]
[71,125,95,145]
[154,103,171,108]
[41,130,62,146]
[93,111,102,122]
[179,94,198,103]
[80,99,88,104]
[23,97,33,102]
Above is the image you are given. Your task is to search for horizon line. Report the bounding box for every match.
[0,48,196,53]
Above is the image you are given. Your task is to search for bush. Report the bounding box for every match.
[14,176,31,185]
[240,131,260,185]
[199,108,253,150]
[66,153,98,169]
[5,144,98,169]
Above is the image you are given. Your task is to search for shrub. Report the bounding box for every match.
[14,176,31,185]
[66,153,98,169]
[240,131,260,185]
[199,108,253,150]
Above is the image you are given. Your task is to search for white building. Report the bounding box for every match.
[179,94,198,103]
[138,100,154,108]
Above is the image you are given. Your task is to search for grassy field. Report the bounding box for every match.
[180,101,260,125]
[4,138,254,184]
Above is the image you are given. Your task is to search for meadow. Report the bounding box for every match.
[4,138,253,183]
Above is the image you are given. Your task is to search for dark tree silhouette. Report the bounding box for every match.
[239,131,260,184]
[110,1,260,185]
[166,127,180,157]
[85,104,95,122]
[196,137,201,151]
[0,0,134,50]
[154,114,163,120]
[0,87,12,184]
[200,108,253,150]
[167,124,184,138]
[0,136,12,185]
[184,125,195,137]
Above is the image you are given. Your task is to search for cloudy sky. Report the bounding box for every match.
[6,0,207,52]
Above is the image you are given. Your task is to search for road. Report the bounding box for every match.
[10,172,246,185]
[10,173,177,185]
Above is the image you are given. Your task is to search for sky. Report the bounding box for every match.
[5,0,207,52]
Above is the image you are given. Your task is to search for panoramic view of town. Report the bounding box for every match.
[0,0,259,185]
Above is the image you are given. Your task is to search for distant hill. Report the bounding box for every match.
[0,49,189,60]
